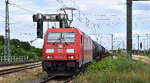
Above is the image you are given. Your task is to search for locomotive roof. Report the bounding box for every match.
[46,28,82,34]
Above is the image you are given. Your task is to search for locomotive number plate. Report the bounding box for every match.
[57,49,63,53]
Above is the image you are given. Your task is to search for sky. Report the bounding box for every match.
[0,0,150,50]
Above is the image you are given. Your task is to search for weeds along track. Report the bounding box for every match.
[0,63,41,76]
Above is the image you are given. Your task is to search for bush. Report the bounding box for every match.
[112,57,145,72]
[87,55,145,73]
[86,58,115,72]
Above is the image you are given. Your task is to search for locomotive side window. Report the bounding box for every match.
[48,32,75,43]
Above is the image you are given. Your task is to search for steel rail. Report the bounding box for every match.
[40,76,56,83]
[40,73,78,83]
[0,63,41,76]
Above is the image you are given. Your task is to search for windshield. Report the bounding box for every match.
[48,32,75,43]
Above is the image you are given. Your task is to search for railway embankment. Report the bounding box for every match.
[74,53,150,83]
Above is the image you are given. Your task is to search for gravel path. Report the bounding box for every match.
[132,55,150,63]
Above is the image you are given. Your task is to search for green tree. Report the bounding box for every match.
[10,39,20,48]
[19,41,31,50]
[0,36,4,44]
[0,35,42,60]
[0,46,4,56]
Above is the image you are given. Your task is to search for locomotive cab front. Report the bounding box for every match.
[42,28,81,76]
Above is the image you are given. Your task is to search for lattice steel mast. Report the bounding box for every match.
[4,0,11,61]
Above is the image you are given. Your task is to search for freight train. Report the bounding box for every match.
[42,28,108,76]
[32,13,108,76]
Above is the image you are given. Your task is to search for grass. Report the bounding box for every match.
[75,53,150,83]
[140,53,150,58]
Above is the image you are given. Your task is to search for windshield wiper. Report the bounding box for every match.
[61,34,68,45]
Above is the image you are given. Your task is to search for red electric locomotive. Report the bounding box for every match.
[42,28,93,76]
[33,13,108,76]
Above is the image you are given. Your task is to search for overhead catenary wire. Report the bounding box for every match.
[0,1,37,28]
[69,0,102,43]
[1,0,129,50]
[0,14,35,28]
[11,32,36,36]
[0,4,36,40]
[8,2,37,14]
[56,0,66,7]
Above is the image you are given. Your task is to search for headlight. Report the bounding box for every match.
[46,49,54,53]
[47,56,53,59]
[67,56,74,59]
[66,49,74,53]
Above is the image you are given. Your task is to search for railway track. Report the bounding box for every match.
[40,76,72,83]
[40,72,79,83]
[0,63,41,76]
[40,76,56,83]
[0,60,41,67]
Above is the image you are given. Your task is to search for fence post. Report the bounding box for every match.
[27,56,29,60]
[0,56,2,62]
